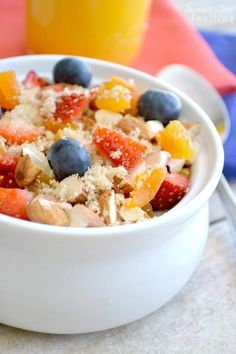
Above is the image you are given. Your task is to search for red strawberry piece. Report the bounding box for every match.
[0,173,19,188]
[93,127,147,172]
[0,153,20,173]
[0,188,33,220]
[23,70,49,89]
[43,83,65,92]
[0,121,43,145]
[54,94,89,123]
[151,173,189,210]
[0,153,20,188]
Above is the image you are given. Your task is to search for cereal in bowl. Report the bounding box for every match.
[0,58,199,227]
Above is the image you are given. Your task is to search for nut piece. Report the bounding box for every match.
[119,204,146,223]
[182,122,201,139]
[99,190,117,225]
[145,151,170,168]
[70,204,105,227]
[113,176,133,197]
[117,115,150,140]
[167,158,185,173]
[15,155,41,187]
[57,176,87,203]
[22,147,54,178]
[142,203,154,217]
[145,120,164,139]
[27,194,70,226]
[95,109,122,129]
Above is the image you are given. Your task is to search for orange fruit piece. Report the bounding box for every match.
[127,167,167,208]
[110,76,135,91]
[157,121,194,161]
[95,80,131,112]
[0,70,21,109]
[110,76,141,115]
[44,118,77,134]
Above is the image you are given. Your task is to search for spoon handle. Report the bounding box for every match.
[217,174,236,235]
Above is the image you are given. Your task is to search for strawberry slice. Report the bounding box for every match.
[93,127,147,172]
[0,153,20,173]
[0,153,20,188]
[0,173,18,188]
[23,70,49,89]
[54,94,89,123]
[0,121,43,145]
[0,188,33,220]
[151,173,189,210]
[43,83,65,92]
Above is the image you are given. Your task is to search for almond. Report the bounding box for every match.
[119,204,146,222]
[22,147,54,178]
[70,204,105,227]
[95,109,122,129]
[117,115,150,140]
[145,120,164,139]
[57,176,87,203]
[145,151,170,168]
[182,121,201,138]
[99,190,117,225]
[27,194,70,226]
[167,158,185,173]
[113,176,133,197]
[15,155,41,187]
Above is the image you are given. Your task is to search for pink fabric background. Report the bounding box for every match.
[0,0,236,95]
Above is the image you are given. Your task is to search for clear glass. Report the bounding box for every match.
[26,0,151,65]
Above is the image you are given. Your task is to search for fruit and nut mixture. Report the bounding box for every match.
[0,58,200,227]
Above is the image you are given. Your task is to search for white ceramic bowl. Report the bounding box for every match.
[0,55,224,334]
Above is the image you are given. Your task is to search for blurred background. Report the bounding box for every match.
[176,0,235,31]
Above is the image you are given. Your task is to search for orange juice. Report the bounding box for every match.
[26,0,151,65]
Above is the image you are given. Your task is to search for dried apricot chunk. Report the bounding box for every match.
[127,167,167,208]
[44,118,77,134]
[0,70,20,109]
[95,81,131,112]
[157,121,194,161]
[110,76,141,115]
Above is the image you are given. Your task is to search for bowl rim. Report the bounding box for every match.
[0,54,224,238]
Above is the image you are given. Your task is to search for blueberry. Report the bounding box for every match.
[0,107,2,119]
[47,138,91,181]
[137,89,182,125]
[53,58,92,87]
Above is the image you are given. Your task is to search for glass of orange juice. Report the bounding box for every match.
[26,0,151,65]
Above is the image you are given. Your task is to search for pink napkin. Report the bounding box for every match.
[0,0,236,96]
[133,0,236,95]
[0,0,25,58]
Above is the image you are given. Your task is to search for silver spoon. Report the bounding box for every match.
[157,64,236,234]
